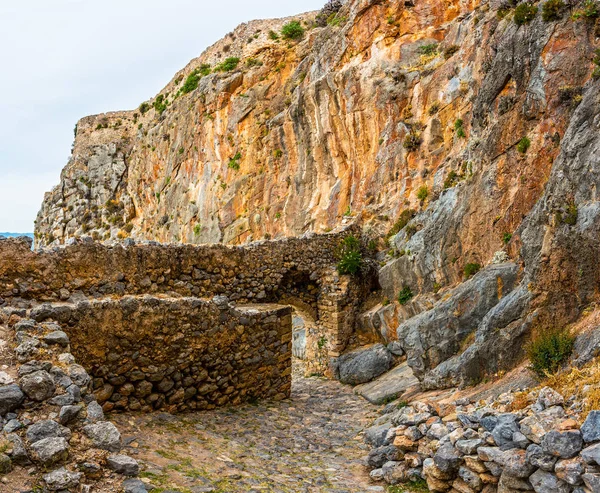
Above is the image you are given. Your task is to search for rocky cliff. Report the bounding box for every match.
[36,0,600,389]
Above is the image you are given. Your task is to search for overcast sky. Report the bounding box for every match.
[0,0,324,233]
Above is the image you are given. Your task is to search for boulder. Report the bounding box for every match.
[434,443,463,474]
[526,443,557,472]
[335,344,394,385]
[43,331,70,347]
[581,443,600,465]
[59,404,82,424]
[367,445,401,468]
[555,457,585,486]
[492,414,520,447]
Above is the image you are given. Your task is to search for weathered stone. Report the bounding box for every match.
[6,433,29,464]
[59,404,82,424]
[367,445,400,468]
[434,443,463,474]
[0,453,12,474]
[555,457,585,485]
[526,443,558,472]
[529,469,569,493]
[542,430,583,459]
[123,479,149,493]
[0,384,24,415]
[86,400,104,422]
[43,331,70,347]
[43,467,83,491]
[491,414,520,448]
[83,421,122,452]
[20,370,56,401]
[335,344,393,385]
[106,454,140,476]
[536,387,564,409]
[581,411,600,444]
[581,442,600,465]
[459,466,483,491]
[30,437,69,465]
[26,419,71,443]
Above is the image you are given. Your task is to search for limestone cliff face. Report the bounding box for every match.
[36,0,600,387]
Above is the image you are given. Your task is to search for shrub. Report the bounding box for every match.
[193,224,202,236]
[464,263,481,278]
[417,185,429,202]
[418,43,438,55]
[153,95,167,115]
[268,30,279,40]
[572,0,599,19]
[214,57,240,72]
[514,3,538,25]
[316,0,343,26]
[428,101,440,115]
[542,0,565,21]
[228,152,242,170]
[398,286,414,305]
[503,232,513,244]
[139,102,150,115]
[327,13,347,26]
[444,45,460,59]
[181,72,201,94]
[517,136,531,154]
[527,328,575,376]
[454,119,466,138]
[336,235,363,275]
[560,203,578,225]
[281,21,305,40]
[403,132,422,152]
[387,209,416,237]
[444,170,459,189]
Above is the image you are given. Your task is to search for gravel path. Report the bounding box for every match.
[113,362,384,493]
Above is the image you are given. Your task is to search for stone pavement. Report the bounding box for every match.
[113,362,387,493]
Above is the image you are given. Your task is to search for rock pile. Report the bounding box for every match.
[0,308,143,492]
[364,388,600,492]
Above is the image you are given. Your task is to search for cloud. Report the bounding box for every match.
[0,0,324,232]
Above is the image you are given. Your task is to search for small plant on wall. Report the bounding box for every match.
[336,235,363,275]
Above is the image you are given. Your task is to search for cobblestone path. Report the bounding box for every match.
[113,363,385,493]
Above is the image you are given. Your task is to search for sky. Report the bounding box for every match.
[0,0,324,233]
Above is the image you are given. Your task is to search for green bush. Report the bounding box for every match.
[281,21,305,40]
[153,95,167,115]
[268,30,280,40]
[517,136,531,154]
[228,152,242,170]
[454,119,466,138]
[336,235,363,275]
[139,102,150,115]
[464,263,481,278]
[527,328,575,376]
[514,3,538,25]
[403,132,422,151]
[214,57,240,72]
[503,232,513,244]
[417,185,429,202]
[542,0,565,21]
[444,170,459,189]
[572,0,599,19]
[398,286,414,305]
[181,72,201,94]
[418,43,438,55]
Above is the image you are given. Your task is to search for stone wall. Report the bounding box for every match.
[31,297,292,412]
[0,228,374,377]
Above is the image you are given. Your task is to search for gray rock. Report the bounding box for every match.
[581,443,600,465]
[0,384,25,415]
[542,430,583,459]
[527,443,558,472]
[3,419,23,433]
[106,454,140,476]
[513,431,531,449]
[0,453,11,474]
[530,469,570,493]
[6,433,29,464]
[367,445,400,468]
[520,406,566,444]
[20,370,56,401]
[43,467,83,491]
[18,360,52,376]
[492,413,520,447]
[48,393,75,406]
[15,337,40,362]
[536,387,564,409]
[582,473,600,491]
[69,364,90,388]
[459,466,483,490]
[43,331,70,347]
[123,479,149,493]
[86,401,104,422]
[498,471,532,491]
[480,415,499,432]
[581,411,600,444]
[59,405,82,424]
[30,437,69,465]
[555,457,585,486]
[26,419,71,443]
[433,443,462,474]
[456,438,484,455]
[364,423,393,448]
[83,421,121,452]
[497,448,536,478]
[335,344,394,385]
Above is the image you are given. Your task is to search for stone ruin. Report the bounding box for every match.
[0,228,375,491]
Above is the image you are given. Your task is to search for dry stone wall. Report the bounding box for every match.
[30,297,293,412]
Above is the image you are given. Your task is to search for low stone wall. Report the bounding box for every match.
[30,297,293,412]
[364,388,600,492]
